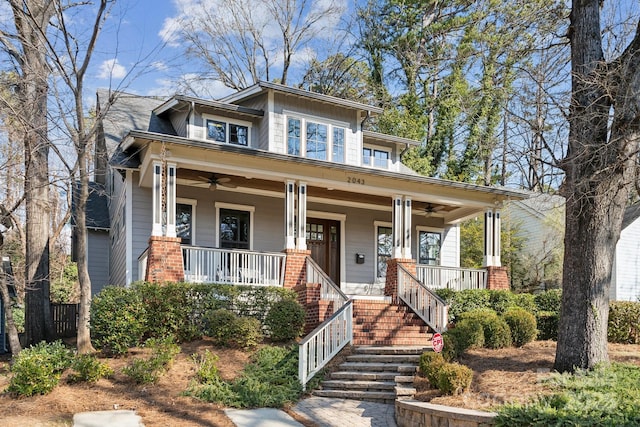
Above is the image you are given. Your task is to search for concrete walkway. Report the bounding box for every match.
[292,397,397,427]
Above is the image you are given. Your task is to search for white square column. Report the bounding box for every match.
[392,195,403,259]
[296,182,307,250]
[402,197,412,259]
[165,162,177,238]
[151,161,163,236]
[284,180,296,249]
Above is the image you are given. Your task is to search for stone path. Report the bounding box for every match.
[292,397,397,427]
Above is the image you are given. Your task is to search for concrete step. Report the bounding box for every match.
[320,380,396,390]
[338,362,419,372]
[354,346,428,355]
[395,385,417,397]
[313,389,396,403]
[330,371,399,381]
[346,354,421,364]
[394,375,416,384]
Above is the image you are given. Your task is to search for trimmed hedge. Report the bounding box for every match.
[608,301,640,344]
[503,308,537,347]
[264,299,306,342]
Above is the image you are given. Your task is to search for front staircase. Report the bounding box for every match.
[352,298,433,346]
[314,346,427,403]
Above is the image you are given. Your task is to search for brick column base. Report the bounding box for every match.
[385,258,417,301]
[145,236,184,283]
[294,281,334,333]
[486,266,510,290]
[282,249,311,290]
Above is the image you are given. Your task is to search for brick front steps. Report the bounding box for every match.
[313,346,429,404]
[352,298,433,346]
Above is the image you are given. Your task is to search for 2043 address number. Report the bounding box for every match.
[347,176,365,185]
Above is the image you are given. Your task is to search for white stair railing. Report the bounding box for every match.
[397,264,448,333]
[415,264,487,291]
[299,256,352,390]
[299,300,352,390]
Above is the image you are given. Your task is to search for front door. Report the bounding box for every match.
[306,218,340,284]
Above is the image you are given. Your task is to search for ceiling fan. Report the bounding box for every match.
[422,203,444,217]
[199,174,237,191]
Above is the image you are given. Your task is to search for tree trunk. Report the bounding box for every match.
[0,265,21,357]
[554,0,640,372]
[18,0,56,345]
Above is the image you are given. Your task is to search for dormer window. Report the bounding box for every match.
[205,115,250,146]
[363,146,390,169]
[286,114,346,163]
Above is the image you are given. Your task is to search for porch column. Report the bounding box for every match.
[483,209,494,267]
[392,195,403,258]
[296,181,307,250]
[402,197,412,259]
[151,161,163,236]
[493,209,501,267]
[284,180,296,249]
[165,162,177,238]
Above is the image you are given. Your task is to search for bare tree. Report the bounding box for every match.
[165,0,345,91]
[554,1,640,372]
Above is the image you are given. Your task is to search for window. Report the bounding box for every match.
[377,226,393,279]
[333,128,344,162]
[287,118,301,155]
[205,116,251,146]
[219,208,250,249]
[418,230,441,265]
[306,122,327,160]
[176,203,193,245]
[286,114,345,163]
[363,146,390,169]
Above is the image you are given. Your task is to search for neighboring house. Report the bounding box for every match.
[613,203,640,301]
[503,192,565,291]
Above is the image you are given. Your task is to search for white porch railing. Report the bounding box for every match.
[415,265,487,291]
[306,257,348,307]
[299,300,353,390]
[182,246,286,286]
[398,264,448,333]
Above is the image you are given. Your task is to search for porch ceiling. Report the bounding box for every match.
[122,131,527,224]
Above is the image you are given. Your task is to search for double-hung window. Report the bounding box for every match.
[286,115,346,163]
[205,115,250,146]
[418,230,441,265]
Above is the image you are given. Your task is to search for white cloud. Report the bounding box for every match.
[146,74,234,99]
[151,61,168,71]
[97,59,127,80]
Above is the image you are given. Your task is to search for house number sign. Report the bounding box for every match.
[347,176,365,185]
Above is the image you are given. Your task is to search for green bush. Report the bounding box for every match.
[7,341,73,396]
[436,363,473,395]
[447,289,491,321]
[419,351,446,385]
[534,289,562,313]
[192,350,221,384]
[204,309,238,346]
[91,286,147,355]
[264,299,305,341]
[441,332,459,362]
[234,316,263,349]
[608,301,640,344]
[459,308,512,349]
[504,308,537,347]
[489,290,517,314]
[536,311,559,341]
[511,293,538,314]
[69,354,114,383]
[121,338,180,384]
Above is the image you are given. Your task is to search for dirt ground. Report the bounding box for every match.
[0,340,639,426]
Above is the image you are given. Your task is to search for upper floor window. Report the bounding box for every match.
[363,146,390,169]
[286,115,346,163]
[205,115,250,146]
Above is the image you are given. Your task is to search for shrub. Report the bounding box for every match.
[536,311,559,341]
[452,318,486,350]
[511,293,538,314]
[91,286,147,355]
[69,354,114,383]
[441,332,459,362]
[460,309,512,349]
[264,299,305,341]
[204,309,239,346]
[233,316,263,349]
[489,290,517,314]
[8,341,73,396]
[419,351,446,385]
[608,301,640,344]
[503,308,537,347]
[447,289,491,321]
[534,289,562,313]
[122,338,180,384]
[192,350,221,384]
[436,363,473,395]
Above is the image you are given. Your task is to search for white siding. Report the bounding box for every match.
[440,225,460,268]
[613,219,640,301]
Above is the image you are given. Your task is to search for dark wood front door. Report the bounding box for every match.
[306,218,340,284]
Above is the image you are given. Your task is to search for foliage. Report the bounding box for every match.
[419,351,446,385]
[459,309,512,349]
[186,345,304,408]
[50,258,79,304]
[264,299,306,342]
[534,289,563,313]
[608,302,640,344]
[496,363,640,426]
[436,363,473,396]
[503,308,537,347]
[7,341,73,397]
[91,286,147,355]
[121,338,180,384]
[203,309,238,346]
[233,317,263,349]
[536,311,559,341]
[443,319,485,360]
[192,350,221,385]
[511,293,538,314]
[68,354,114,383]
[446,289,491,321]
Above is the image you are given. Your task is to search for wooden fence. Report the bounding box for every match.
[51,303,79,338]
